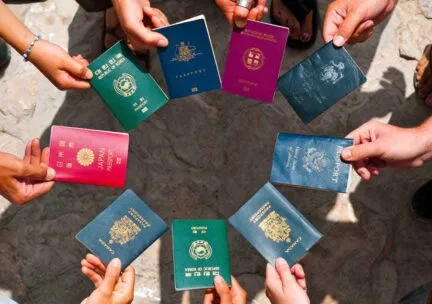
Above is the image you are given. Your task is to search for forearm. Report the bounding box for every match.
[0,1,36,54]
[416,116,432,159]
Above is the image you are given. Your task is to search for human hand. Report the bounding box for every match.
[265,258,309,304]
[323,0,397,46]
[112,0,169,52]
[203,275,247,304]
[341,120,432,181]
[81,255,135,304]
[0,139,55,205]
[215,0,268,28]
[28,40,92,90]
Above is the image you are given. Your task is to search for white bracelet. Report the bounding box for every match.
[23,34,42,62]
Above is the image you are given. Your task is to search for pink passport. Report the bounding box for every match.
[222,21,289,103]
[49,126,129,188]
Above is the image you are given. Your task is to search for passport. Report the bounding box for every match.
[229,182,322,266]
[88,41,169,131]
[222,21,289,103]
[172,219,231,291]
[278,43,366,123]
[48,125,129,188]
[270,133,353,192]
[76,189,168,270]
[154,15,221,99]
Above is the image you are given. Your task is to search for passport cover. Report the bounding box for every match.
[76,189,168,270]
[154,15,221,99]
[222,21,289,103]
[49,125,129,188]
[172,219,232,290]
[229,182,322,266]
[88,41,169,131]
[270,133,353,193]
[278,43,366,123]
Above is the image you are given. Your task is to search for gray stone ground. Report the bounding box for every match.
[0,0,432,303]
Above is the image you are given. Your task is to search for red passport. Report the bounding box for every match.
[49,126,129,187]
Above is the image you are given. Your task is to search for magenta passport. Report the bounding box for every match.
[222,21,289,103]
[49,126,129,188]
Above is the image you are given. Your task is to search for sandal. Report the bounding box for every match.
[414,44,432,107]
[270,0,319,49]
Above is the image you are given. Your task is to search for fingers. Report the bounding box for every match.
[81,265,104,288]
[265,263,282,292]
[143,7,169,27]
[333,11,364,47]
[120,266,136,296]
[41,147,50,165]
[203,289,216,304]
[347,20,374,44]
[30,138,42,166]
[64,56,93,80]
[84,253,107,276]
[214,275,233,303]
[231,276,247,304]
[341,142,383,162]
[124,20,168,48]
[291,264,307,290]
[23,140,31,164]
[18,163,55,181]
[100,258,122,297]
[234,6,250,28]
[275,258,296,289]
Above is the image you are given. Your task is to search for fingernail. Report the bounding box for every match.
[333,35,346,47]
[235,19,246,28]
[85,69,93,80]
[157,39,168,47]
[341,149,352,159]
[301,33,311,42]
[112,258,121,268]
[214,275,224,285]
[264,6,269,13]
[46,167,56,181]
[276,257,288,267]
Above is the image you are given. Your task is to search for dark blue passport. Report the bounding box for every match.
[76,189,168,270]
[278,43,366,123]
[229,182,322,266]
[154,15,221,99]
[270,133,353,193]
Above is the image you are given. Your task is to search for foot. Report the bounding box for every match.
[411,180,432,220]
[271,0,313,44]
[415,45,432,106]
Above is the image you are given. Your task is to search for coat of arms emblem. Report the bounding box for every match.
[172,42,201,62]
[109,216,141,245]
[189,240,213,260]
[242,48,265,71]
[302,148,330,173]
[76,148,95,167]
[114,73,137,97]
[320,60,345,85]
[259,211,291,243]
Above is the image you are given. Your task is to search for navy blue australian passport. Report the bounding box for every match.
[76,189,168,270]
[270,133,353,193]
[229,182,322,266]
[154,15,221,99]
[278,43,366,123]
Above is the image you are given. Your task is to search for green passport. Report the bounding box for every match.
[172,219,232,291]
[89,41,169,131]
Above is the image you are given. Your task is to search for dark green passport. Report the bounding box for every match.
[89,41,169,131]
[172,219,232,291]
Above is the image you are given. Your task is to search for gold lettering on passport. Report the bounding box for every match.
[128,208,151,229]
[109,215,141,245]
[99,238,115,254]
[259,211,291,243]
[242,29,277,43]
[249,202,271,224]
[285,237,302,253]
[332,146,343,183]
[191,226,207,234]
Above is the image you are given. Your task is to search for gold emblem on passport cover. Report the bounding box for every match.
[259,211,291,243]
[76,148,95,167]
[109,215,142,245]
[172,42,201,62]
[114,73,137,97]
[242,48,265,71]
[189,240,213,260]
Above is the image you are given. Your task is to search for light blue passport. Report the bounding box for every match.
[76,189,168,270]
[229,182,322,265]
[154,15,221,99]
[270,133,353,193]
[278,43,366,123]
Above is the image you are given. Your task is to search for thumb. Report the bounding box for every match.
[100,258,122,296]
[341,142,383,162]
[233,6,249,28]
[214,275,232,303]
[19,163,56,181]
[333,12,364,47]
[64,56,93,80]
[275,258,297,289]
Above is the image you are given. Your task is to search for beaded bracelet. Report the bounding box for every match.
[23,34,42,62]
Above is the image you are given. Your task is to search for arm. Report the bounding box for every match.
[0,0,92,90]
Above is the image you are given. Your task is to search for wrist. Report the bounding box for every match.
[416,118,432,158]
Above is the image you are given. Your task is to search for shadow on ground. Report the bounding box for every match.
[0,0,431,303]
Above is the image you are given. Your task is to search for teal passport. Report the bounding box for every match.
[270,133,353,192]
[88,41,169,131]
[229,183,322,266]
[76,189,168,270]
[278,43,366,123]
[172,219,232,291]
[154,15,221,99]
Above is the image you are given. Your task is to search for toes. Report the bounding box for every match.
[300,10,313,43]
